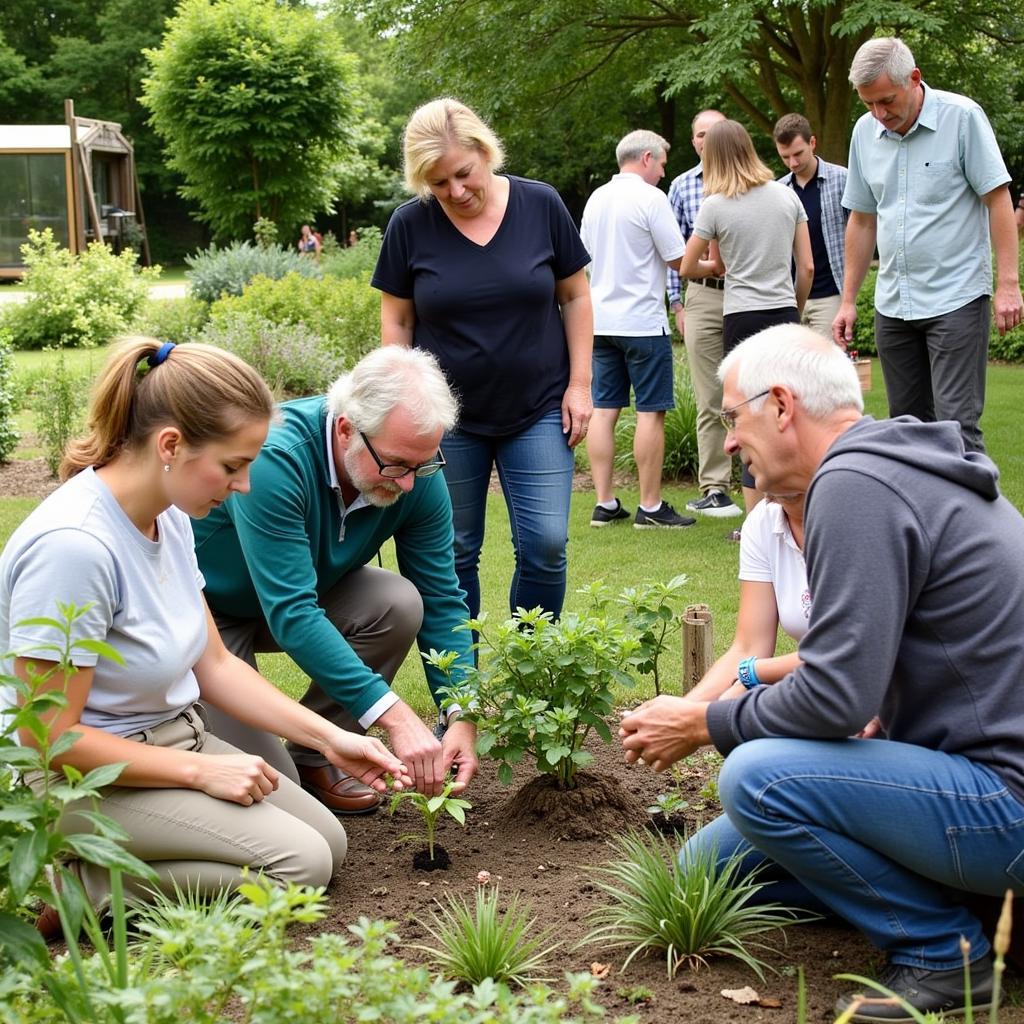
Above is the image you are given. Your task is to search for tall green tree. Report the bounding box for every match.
[353,0,1024,166]
[142,0,362,240]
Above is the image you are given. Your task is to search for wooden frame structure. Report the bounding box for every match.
[0,99,149,279]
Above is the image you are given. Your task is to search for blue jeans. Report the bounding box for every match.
[441,410,574,619]
[683,738,1024,969]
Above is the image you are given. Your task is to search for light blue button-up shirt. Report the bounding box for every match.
[843,82,1010,320]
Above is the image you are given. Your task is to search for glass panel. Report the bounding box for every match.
[0,154,30,267]
[27,154,69,249]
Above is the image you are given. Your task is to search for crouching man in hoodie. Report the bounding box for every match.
[619,324,1024,1022]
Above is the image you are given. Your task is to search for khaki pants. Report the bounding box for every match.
[683,282,730,494]
[34,705,347,910]
[802,294,842,341]
[205,566,423,780]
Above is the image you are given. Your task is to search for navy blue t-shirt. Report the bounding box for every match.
[371,176,590,436]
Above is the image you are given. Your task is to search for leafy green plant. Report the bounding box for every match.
[1,229,159,350]
[320,225,383,281]
[429,594,641,791]
[207,270,380,369]
[0,327,20,463]
[30,350,89,476]
[252,217,278,250]
[413,884,562,987]
[196,311,338,397]
[185,241,321,303]
[646,792,689,822]
[615,984,654,1005]
[389,779,471,860]
[583,829,816,980]
[138,295,211,345]
[615,575,689,695]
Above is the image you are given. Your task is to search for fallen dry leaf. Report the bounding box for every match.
[721,986,760,1004]
[590,962,612,979]
[758,997,783,1008]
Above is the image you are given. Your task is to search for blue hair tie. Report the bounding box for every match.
[147,342,176,368]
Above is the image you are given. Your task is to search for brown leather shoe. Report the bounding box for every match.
[35,902,63,943]
[296,763,381,815]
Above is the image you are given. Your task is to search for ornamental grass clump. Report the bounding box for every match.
[413,884,563,988]
[583,829,817,980]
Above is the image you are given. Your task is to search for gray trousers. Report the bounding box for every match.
[205,566,423,781]
[35,705,348,910]
[874,295,990,453]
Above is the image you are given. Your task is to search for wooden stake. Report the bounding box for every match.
[682,604,713,691]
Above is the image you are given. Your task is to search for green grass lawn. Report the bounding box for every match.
[4,357,1024,716]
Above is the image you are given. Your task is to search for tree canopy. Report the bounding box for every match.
[142,0,362,239]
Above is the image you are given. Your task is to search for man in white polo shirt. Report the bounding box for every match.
[581,130,695,530]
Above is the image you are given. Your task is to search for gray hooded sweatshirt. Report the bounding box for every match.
[706,416,1024,803]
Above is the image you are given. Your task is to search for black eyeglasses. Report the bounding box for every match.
[719,390,770,432]
[359,431,446,479]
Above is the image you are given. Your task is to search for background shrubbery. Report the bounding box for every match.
[1,230,159,350]
[0,328,20,463]
[321,226,383,281]
[186,240,322,303]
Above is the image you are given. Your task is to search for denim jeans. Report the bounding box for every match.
[441,410,573,619]
[683,738,1024,969]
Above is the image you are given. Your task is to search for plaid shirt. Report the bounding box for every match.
[666,163,705,305]
[778,156,848,292]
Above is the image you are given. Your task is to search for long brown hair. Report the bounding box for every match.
[701,120,774,199]
[60,337,274,480]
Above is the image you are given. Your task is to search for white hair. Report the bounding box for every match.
[327,346,459,435]
[615,129,669,168]
[718,325,863,419]
[849,38,916,88]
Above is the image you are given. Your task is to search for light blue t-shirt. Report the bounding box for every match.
[1,468,206,737]
[843,82,1010,320]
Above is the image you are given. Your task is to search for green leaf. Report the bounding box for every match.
[65,834,158,882]
[67,809,132,842]
[47,729,81,760]
[0,746,43,768]
[0,804,39,823]
[544,745,571,766]
[425,794,446,814]
[73,639,126,665]
[497,762,513,786]
[78,761,128,791]
[0,911,50,968]
[9,830,48,902]
[570,751,594,767]
[444,803,466,825]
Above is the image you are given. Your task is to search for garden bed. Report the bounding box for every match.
[312,730,916,1023]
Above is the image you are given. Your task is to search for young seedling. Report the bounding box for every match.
[646,792,690,821]
[389,779,471,862]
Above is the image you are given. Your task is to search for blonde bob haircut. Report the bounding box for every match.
[61,337,274,481]
[403,97,505,199]
[701,120,774,199]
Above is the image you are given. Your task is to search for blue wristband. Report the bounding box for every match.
[737,657,762,690]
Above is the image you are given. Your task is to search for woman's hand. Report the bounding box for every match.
[199,754,280,805]
[323,729,415,793]
[561,380,593,448]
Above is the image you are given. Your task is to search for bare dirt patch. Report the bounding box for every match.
[0,457,59,501]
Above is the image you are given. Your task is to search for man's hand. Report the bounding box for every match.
[673,306,685,338]
[322,730,414,793]
[618,695,711,773]
[993,282,1024,337]
[441,718,478,792]
[376,701,444,796]
[832,301,856,348]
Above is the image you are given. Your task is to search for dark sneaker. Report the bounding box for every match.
[633,502,696,529]
[835,957,996,1022]
[591,499,631,527]
[685,490,742,518]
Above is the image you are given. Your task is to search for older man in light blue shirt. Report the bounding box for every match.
[833,37,1023,453]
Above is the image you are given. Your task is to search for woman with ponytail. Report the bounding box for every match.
[0,338,411,935]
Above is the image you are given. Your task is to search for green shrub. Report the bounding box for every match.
[583,829,816,980]
[321,225,383,281]
[0,327,19,462]
[31,351,89,475]
[209,271,380,368]
[186,240,321,303]
[138,296,211,345]
[850,265,878,358]
[1,229,159,350]
[197,312,339,397]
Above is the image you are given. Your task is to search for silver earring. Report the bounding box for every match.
[163,463,171,473]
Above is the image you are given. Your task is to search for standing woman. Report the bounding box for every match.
[677,119,813,515]
[372,97,593,621]
[1,339,411,928]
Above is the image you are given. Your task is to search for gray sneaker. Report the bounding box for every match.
[834,956,996,1022]
[685,490,742,518]
[633,502,696,529]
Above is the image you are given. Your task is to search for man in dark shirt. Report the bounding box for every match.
[773,114,848,339]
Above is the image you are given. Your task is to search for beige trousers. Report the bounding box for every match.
[35,704,348,910]
[802,294,842,341]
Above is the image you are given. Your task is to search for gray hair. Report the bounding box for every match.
[615,130,670,168]
[327,347,459,435]
[849,38,916,88]
[718,325,863,419]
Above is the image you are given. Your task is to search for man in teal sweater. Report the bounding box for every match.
[193,347,476,812]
